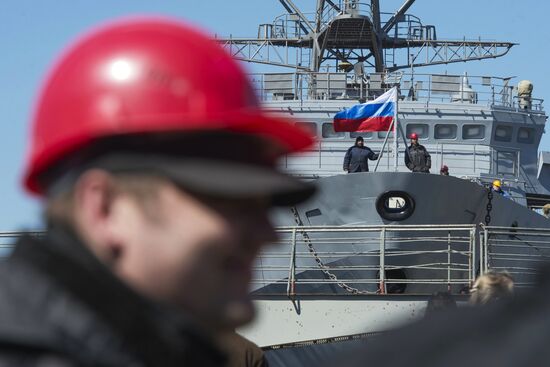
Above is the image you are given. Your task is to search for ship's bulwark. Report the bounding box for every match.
[255,173,550,295]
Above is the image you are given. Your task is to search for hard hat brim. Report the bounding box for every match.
[78,153,316,206]
[23,109,315,196]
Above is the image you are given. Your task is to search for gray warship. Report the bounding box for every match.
[218,0,550,359]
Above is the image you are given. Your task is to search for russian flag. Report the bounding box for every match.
[333,87,397,132]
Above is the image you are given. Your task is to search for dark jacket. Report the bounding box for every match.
[343,146,379,173]
[405,144,431,173]
[0,227,225,367]
[219,332,268,367]
[345,266,550,367]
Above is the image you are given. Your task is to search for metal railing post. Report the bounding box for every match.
[483,226,489,275]
[379,228,386,294]
[473,144,477,173]
[287,228,297,299]
[428,74,431,104]
[326,72,330,99]
[447,231,451,292]
[471,227,476,286]
[480,231,485,280]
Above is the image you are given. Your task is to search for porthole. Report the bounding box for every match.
[376,269,408,294]
[376,191,415,221]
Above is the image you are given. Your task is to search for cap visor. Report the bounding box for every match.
[95,154,316,206]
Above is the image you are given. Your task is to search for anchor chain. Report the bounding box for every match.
[290,207,378,295]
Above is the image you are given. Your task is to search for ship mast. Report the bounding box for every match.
[218,0,516,73]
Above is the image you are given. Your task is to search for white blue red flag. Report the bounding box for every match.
[333,87,397,132]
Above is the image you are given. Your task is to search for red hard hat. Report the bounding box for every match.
[410,133,418,139]
[23,18,313,195]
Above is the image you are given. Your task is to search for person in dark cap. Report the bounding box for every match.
[405,133,431,173]
[4,18,315,366]
[343,136,379,173]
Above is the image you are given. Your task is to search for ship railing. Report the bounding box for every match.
[0,231,43,253]
[253,71,544,111]
[253,224,476,297]
[380,12,428,40]
[265,2,373,40]
[259,5,433,43]
[283,142,509,181]
[480,225,550,287]
[3,225,550,293]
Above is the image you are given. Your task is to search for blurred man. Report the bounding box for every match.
[405,133,431,173]
[2,19,315,366]
[343,136,379,173]
[440,165,449,176]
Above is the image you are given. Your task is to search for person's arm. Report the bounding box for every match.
[404,148,413,170]
[425,148,432,170]
[343,147,352,171]
[368,148,379,160]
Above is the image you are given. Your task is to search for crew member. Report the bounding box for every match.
[492,179,510,198]
[469,272,514,305]
[343,136,379,173]
[1,19,315,366]
[440,165,449,176]
[405,133,431,173]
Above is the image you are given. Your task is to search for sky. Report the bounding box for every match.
[0,0,549,230]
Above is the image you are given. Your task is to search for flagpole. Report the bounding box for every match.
[373,118,394,172]
[393,88,399,171]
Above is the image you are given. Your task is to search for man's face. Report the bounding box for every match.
[411,138,418,145]
[493,184,500,191]
[109,180,276,330]
[356,140,364,147]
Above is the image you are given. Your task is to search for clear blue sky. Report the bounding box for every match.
[0,0,548,230]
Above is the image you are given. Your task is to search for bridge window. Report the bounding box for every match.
[494,125,513,142]
[518,127,534,144]
[496,151,517,176]
[463,125,485,140]
[295,122,317,137]
[351,131,373,139]
[322,123,345,139]
[378,131,394,139]
[435,124,457,139]
[406,124,429,139]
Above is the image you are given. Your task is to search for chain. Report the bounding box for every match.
[485,188,493,226]
[290,207,378,295]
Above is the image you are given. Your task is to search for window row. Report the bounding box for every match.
[296,122,535,144]
[494,125,534,143]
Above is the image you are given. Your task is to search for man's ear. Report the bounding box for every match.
[72,169,122,263]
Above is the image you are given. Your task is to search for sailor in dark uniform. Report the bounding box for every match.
[343,136,379,173]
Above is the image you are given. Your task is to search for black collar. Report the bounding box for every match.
[12,226,225,367]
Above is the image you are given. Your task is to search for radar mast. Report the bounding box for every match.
[218,0,515,73]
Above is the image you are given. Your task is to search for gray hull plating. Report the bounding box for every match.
[255,173,550,295]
